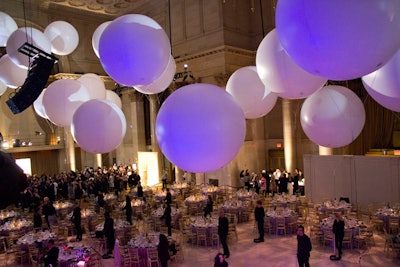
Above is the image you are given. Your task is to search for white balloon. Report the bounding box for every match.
[362,50,400,112]
[71,99,126,154]
[256,29,326,99]
[226,66,278,119]
[134,55,176,94]
[0,11,18,46]
[6,27,52,68]
[43,79,91,127]
[44,21,79,55]
[300,85,365,148]
[0,55,28,88]
[77,73,107,100]
[33,88,48,119]
[105,90,122,109]
[92,21,111,58]
[0,79,7,96]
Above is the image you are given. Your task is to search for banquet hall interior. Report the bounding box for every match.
[0,0,400,266]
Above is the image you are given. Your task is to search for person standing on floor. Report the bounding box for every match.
[122,195,132,225]
[218,209,230,258]
[254,200,265,243]
[297,225,312,267]
[332,212,345,259]
[158,233,170,267]
[72,201,82,242]
[103,211,115,258]
[161,202,172,236]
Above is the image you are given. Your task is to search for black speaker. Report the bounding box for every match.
[6,55,55,114]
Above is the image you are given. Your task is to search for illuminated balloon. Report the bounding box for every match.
[0,55,27,88]
[256,29,326,99]
[276,0,400,80]
[362,50,400,112]
[156,83,246,173]
[71,99,126,154]
[43,79,91,127]
[134,55,176,94]
[99,14,171,86]
[105,90,122,109]
[0,79,7,96]
[226,66,277,119]
[0,11,18,46]
[6,27,51,68]
[300,85,365,148]
[44,21,79,55]
[92,21,111,58]
[77,73,106,100]
[33,89,48,119]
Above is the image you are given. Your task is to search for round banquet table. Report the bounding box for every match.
[189,216,218,246]
[154,190,177,203]
[221,199,248,223]
[151,206,182,229]
[265,209,298,235]
[184,195,208,215]
[0,219,33,236]
[235,189,257,201]
[376,207,400,231]
[319,215,367,238]
[317,200,352,215]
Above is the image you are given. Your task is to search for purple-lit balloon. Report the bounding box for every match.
[256,29,326,99]
[300,85,365,148]
[77,73,107,100]
[134,55,176,95]
[0,55,27,88]
[33,88,48,119]
[6,27,51,69]
[43,79,91,127]
[99,14,170,86]
[156,83,246,173]
[276,0,400,80]
[71,99,126,154]
[362,50,400,112]
[226,66,277,119]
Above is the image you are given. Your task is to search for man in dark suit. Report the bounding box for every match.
[254,200,265,242]
[103,211,115,258]
[218,209,230,258]
[160,202,172,236]
[41,239,59,267]
[72,201,82,241]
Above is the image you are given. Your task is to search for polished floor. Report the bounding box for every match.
[3,219,399,267]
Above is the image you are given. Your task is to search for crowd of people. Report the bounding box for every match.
[240,168,304,196]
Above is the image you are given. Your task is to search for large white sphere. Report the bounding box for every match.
[0,55,28,88]
[0,11,18,46]
[77,73,107,100]
[44,21,79,55]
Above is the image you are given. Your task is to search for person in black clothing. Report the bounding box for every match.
[158,233,170,267]
[204,195,213,218]
[122,195,132,225]
[33,206,42,230]
[297,225,312,267]
[42,197,56,230]
[293,168,300,195]
[214,253,228,267]
[41,239,59,267]
[164,188,172,205]
[254,200,265,242]
[71,201,82,241]
[332,212,345,259]
[218,209,230,258]
[161,202,172,236]
[103,211,115,257]
[137,181,143,198]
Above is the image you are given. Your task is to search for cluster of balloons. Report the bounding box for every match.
[0,11,79,93]
[33,74,125,154]
[92,14,174,94]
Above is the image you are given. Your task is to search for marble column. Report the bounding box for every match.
[65,127,76,171]
[96,154,102,168]
[149,94,163,181]
[282,99,296,173]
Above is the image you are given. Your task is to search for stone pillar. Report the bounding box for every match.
[282,99,296,173]
[149,94,163,181]
[175,166,185,183]
[319,146,333,155]
[65,127,76,171]
[96,154,102,168]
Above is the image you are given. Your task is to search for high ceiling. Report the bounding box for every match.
[44,0,148,16]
